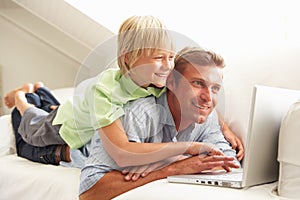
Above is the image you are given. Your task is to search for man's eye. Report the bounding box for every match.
[154,56,164,59]
[212,86,221,93]
[192,81,205,87]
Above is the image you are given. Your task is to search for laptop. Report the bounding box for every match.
[167,85,300,188]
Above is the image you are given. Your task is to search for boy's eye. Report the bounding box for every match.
[154,56,164,59]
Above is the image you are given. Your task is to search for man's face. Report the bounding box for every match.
[169,63,223,126]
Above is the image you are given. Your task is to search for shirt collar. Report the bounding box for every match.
[119,75,166,98]
[157,93,175,126]
[157,93,196,130]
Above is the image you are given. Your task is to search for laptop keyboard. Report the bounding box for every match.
[211,172,242,181]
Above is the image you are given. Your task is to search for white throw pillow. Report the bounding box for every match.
[277,99,300,199]
[0,115,16,156]
[51,87,74,104]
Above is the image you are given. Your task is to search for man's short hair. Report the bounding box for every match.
[172,46,225,82]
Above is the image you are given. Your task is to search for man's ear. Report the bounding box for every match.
[121,48,129,64]
[123,53,128,64]
[166,73,176,90]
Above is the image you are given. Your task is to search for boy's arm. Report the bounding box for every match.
[99,119,222,167]
[79,155,239,200]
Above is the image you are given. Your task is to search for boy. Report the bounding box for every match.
[5,16,222,168]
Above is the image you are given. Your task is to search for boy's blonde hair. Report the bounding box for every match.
[117,15,174,75]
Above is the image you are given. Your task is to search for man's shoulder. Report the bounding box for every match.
[125,96,157,113]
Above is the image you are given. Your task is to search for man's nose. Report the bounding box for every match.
[200,87,212,102]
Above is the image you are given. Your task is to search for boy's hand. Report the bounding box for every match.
[122,155,189,181]
[188,142,224,156]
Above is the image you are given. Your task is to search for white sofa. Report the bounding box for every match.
[0,88,81,200]
[0,86,296,200]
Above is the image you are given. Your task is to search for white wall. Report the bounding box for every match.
[0,16,80,114]
[0,0,113,115]
[66,0,300,139]
[1,0,299,138]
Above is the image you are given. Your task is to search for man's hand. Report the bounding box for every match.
[121,153,239,181]
[164,154,240,176]
[222,123,244,161]
[80,155,240,200]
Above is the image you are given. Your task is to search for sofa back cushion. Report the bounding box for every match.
[278,100,300,198]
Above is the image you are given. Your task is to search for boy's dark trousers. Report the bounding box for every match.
[11,87,63,165]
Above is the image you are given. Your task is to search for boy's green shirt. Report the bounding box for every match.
[53,68,165,149]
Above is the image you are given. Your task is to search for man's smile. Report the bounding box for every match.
[192,102,211,111]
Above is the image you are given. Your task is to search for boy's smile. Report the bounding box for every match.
[128,49,175,88]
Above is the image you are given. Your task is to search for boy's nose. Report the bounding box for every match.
[162,59,174,70]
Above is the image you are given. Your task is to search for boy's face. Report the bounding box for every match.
[128,49,175,88]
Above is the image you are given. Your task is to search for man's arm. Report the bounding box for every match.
[79,155,239,200]
[217,112,244,161]
[220,121,244,161]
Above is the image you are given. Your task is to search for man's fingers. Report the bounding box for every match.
[203,161,225,170]
[236,140,245,161]
[200,155,239,172]
[236,151,244,161]
[209,148,224,156]
[230,138,238,149]
[222,161,240,172]
[222,165,232,172]
[203,155,235,162]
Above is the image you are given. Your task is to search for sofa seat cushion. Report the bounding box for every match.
[114,178,278,200]
[0,154,80,200]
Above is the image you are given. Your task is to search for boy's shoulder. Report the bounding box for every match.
[100,67,121,78]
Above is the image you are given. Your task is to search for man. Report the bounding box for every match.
[79,47,240,200]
